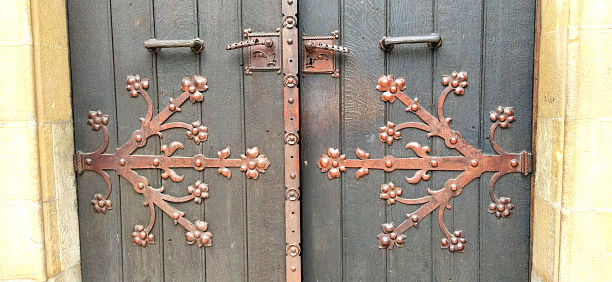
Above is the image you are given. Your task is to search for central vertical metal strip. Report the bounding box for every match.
[282,0,301,281]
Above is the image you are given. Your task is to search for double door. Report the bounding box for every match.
[69,0,535,281]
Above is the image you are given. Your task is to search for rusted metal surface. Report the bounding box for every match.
[283,0,301,280]
[318,72,532,253]
[302,31,349,77]
[143,38,204,53]
[226,29,281,75]
[379,34,442,51]
[74,74,270,248]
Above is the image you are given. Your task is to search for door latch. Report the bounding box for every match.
[302,31,349,77]
[226,29,282,75]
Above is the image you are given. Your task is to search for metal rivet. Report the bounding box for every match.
[290,266,297,272]
[290,173,296,179]
[137,182,145,189]
[470,159,478,167]
[450,184,458,191]
[195,159,202,167]
[286,188,300,201]
[411,215,419,222]
[430,160,438,167]
[450,137,458,144]
[284,74,298,88]
[385,161,393,168]
[288,98,294,104]
[285,132,299,145]
[153,158,160,166]
[135,134,142,142]
[119,159,126,166]
[287,38,293,44]
[287,0,293,4]
[85,158,93,165]
[510,159,519,167]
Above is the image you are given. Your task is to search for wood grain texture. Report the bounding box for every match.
[479,1,534,281]
[299,0,343,281]
[341,0,387,280]
[386,0,435,281]
[110,0,164,280]
[240,0,286,281]
[153,0,204,280]
[198,0,247,281]
[432,1,484,280]
[68,0,123,281]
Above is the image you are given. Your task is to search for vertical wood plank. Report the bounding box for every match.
[67,0,123,281]
[299,0,342,281]
[480,1,534,281]
[386,0,435,281]
[341,0,387,280]
[433,0,483,280]
[198,0,248,281]
[153,0,204,280]
[240,0,286,280]
[109,0,164,280]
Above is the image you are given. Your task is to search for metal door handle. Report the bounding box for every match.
[379,34,442,51]
[144,38,204,53]
[304,41,350,53]
[226,38,274,50]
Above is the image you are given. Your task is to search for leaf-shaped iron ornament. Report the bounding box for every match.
[318,72,532,253]
[74,75,270,248]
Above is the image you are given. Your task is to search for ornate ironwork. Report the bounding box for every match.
[74,74,270,248]
[318,72,532,253]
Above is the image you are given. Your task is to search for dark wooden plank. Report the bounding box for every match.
[299,0,343,281]
[109,0,165,281]
[240,0,285,281]
[386,0,435,281]
[341,0,387,280]
[153,0,204,280]
[479,1,534,281]
[433,0,483,280]
[68,1,123,281]
[198,0,247,281]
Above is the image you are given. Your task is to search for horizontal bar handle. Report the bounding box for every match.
[379,34,442,51]
[144,38,204,53]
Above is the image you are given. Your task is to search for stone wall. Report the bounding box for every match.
[531,0,612,281]
[0,0,80,281]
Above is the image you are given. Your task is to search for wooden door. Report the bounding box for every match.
[300,1,535,281]
[69,1,286,281]
[69,0,535,281]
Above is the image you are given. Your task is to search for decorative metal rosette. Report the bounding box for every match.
[377,75,406,102]
[378,223,406,249]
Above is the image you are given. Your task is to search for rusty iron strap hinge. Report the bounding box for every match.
[74,75,270,248]
[318,72,533,253]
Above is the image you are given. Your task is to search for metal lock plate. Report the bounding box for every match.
[244,29,281,75]
[302,31,339,76]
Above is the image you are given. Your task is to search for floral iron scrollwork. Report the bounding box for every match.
[318,72,532,253]
[75,74,270,248]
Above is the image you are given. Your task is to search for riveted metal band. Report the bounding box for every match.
[283,0,301,281]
